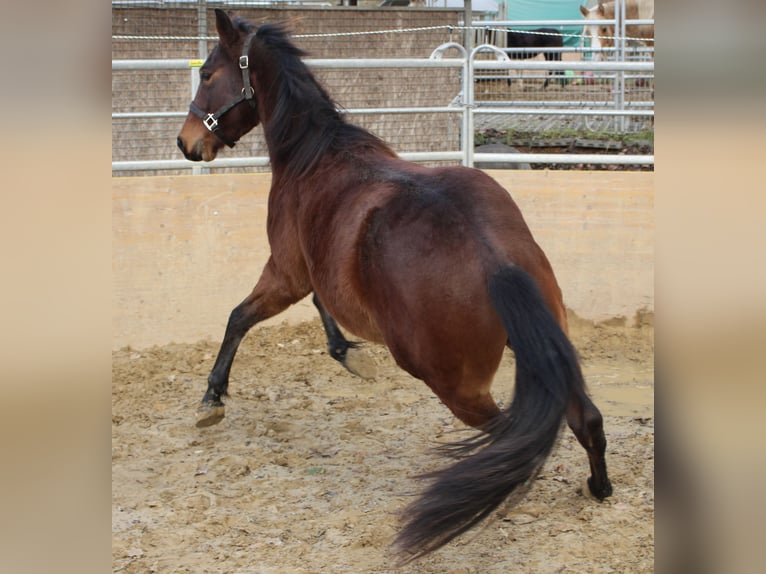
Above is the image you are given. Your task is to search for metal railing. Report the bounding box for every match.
[112,44,654,174]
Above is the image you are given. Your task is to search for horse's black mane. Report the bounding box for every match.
[238,20,394,179]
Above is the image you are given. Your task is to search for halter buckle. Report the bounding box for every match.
[239,55,249,69]
[203,113,218,131]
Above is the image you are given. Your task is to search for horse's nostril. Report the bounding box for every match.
[177,136,185,154]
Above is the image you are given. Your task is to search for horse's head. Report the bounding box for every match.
[580,2,614,61]
[177,9,260,162]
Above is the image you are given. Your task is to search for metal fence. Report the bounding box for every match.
[112,3,654,176]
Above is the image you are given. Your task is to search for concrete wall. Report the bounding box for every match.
[113,171,653,350]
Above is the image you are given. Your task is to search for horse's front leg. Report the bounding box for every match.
[197,257,308,427]
[312,294,377,380]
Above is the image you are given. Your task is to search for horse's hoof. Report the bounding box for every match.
[343,346,377,380]
[580,477,612,501]
[196,403,225,428]
[580,477,598,501]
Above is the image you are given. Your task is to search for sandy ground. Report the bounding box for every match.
[112,315,654,573]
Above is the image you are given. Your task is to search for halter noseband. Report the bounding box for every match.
[189,33,258,148]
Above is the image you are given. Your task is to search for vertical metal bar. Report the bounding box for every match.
[190,62,208,175]
[190,64,200,95]
[464,55,473,167]
[464,0,473,54]
[431,43,469,167]
[197,0,208,61]
[194,2,209,174]
[616,0,626,132]
[466,45,508,166]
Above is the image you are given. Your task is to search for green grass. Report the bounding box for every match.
[476,128,654,148]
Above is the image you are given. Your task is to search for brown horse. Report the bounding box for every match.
[177,9,612,562]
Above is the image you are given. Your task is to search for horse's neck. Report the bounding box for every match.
[251,60,306,170]
[259,92,341,181]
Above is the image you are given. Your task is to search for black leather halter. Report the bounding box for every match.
[189,33,258,148]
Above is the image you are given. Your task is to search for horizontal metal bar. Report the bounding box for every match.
[111,154,468,171]
[343,106,460,115]
[112,58,652,74]
[474,60,653,71]
[112,59,193,70]
[472,19,655,27]
[399,151,464,162]
[112,152,653,172]
[469,19,596,27]
[474,107,654,117]
[306,58,464,69]
[111,108,462,121]
[476,100,654,109]
[112,105,656,123]
[112,157,272,171]
[474,153,653,165]
[111,58,465,71]
[113,111,188,119]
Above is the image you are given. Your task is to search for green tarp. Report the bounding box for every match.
[501,0,587,46]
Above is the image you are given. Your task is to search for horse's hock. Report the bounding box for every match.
[113,170,652,350]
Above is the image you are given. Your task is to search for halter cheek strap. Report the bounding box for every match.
[189,33,258,148]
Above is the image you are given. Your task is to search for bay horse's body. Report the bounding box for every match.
[580,0,655,60]
[177,10,612,562]
[504,28,566,88]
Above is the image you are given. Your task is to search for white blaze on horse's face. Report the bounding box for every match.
[580,3,612,61]
[587,24,604,60]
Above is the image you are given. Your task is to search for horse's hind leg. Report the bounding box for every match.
[444,390,501,430]
[197,257,307,428]
[420,368,502,430]
[312,294,376,379]
[566,387,613,500]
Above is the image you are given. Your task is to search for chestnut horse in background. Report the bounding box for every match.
[580,0,655,60]
[177,9,612,562]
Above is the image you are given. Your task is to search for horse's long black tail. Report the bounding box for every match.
[395,265,581,562]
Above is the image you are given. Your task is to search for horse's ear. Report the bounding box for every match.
[597,1,606,16]
[579,4,589,17]
[214,9,238,48]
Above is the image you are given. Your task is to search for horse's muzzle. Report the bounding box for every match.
[177,136,202,162]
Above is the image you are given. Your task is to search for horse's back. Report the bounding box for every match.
[365,163,537,260]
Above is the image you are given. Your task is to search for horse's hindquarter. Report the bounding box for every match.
[298,160,566,375]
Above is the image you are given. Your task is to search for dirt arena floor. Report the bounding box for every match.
[112,314,654,573]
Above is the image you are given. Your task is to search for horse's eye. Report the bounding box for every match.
[200,70,212,82]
